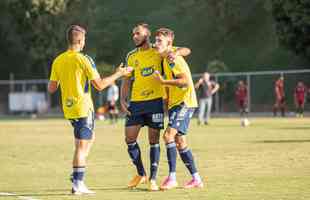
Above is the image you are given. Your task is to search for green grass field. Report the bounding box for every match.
[0,118,310,200]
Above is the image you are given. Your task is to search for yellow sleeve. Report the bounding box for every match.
[82,55,100,80]
[171,57,185,76]
[49,60,59,81]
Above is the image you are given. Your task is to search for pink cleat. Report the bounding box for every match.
[184,179,204,189]
[160,177,178,190]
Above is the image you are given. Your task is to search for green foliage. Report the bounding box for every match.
[0,0,309,79]
[0,0,93,79]
[207,60,228,73]
[271,0,310,60]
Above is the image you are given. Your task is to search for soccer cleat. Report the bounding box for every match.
[148,180,159,191]
[183,178,204,189]
[127,175,147,188]
[72,181,95,195]
[160,177,178,190]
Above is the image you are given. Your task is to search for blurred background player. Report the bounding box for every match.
[48,24,131,195]
[153,27,203,190]
[294,81,307,117]
[106,81,119,123]
[194,72,219,125]
[235,80,249,123]
[273,75,286,117]
[120,23,191,191]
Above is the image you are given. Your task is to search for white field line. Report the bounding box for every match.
[0,192,40,200]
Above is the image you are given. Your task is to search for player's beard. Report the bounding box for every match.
[135,36,148,47]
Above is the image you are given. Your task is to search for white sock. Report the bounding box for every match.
[192,172,201,182]
[169,172,176,181]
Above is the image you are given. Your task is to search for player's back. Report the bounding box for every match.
[163,56,197,109]
[51,50,97,119]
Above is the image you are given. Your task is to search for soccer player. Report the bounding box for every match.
[235,80,248,118]
[273,76,286,117]
[48,25,131,195]
[294,81,307,117]
[120,23,191,191]
[194,72,219,125]
[153,28,203,190]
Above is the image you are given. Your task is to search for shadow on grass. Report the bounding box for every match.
[275,127,310,130]
[2,186,151,197]
[252,139,310,144]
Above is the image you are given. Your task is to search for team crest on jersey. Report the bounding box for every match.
[141,89,154,97]
[141,67,154,77]
[65,98,75,108]
[168,62,175,69]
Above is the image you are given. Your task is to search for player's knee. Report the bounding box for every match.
[125,137,136,144]
[75,149,87,162]
[149,138,159,145]
[163,131,174,143]
[175,136,187,149]
[149,134,160,144]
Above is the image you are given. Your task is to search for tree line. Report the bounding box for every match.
[0,0,309,80]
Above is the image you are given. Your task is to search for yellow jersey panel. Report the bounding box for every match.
[126,47,164,101]
[50,50,100,119]
[163,56,198,109]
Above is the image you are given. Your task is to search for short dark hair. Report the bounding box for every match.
[66,25,86,45]
[155,28,174,41]
[134,22,151,36]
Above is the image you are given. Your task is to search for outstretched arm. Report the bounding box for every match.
[91,63,131,91]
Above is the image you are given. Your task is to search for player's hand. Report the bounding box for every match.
[120,99,131,116]
[153,71,164,84]
[116,63,133,76]
[167,51,178,63]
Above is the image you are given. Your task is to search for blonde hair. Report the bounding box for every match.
[155,28,175,42]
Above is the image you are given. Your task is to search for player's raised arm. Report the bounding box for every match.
[167,47,191,62]
[194,78,203,89]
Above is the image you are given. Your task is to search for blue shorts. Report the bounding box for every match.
[168,104,195,135]
[125,98,164,129]
[69,112,94,140]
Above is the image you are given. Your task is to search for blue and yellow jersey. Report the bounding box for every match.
[163,56,198,109]
[50,50,100,119]
[126,47,164,101]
